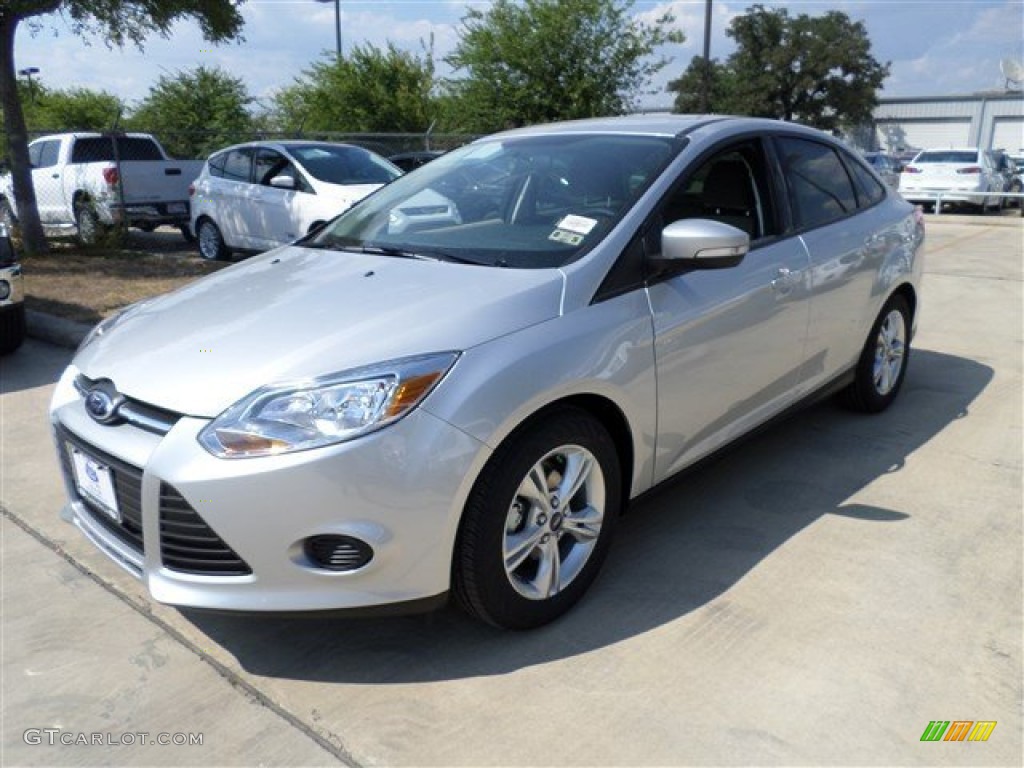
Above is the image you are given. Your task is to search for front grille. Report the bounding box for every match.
[159,484,252,576]
[56,425,145,555]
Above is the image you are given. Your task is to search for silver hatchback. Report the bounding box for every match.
[51,116,924,629]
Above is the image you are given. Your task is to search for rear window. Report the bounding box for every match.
[71,137,164,163]
[913,151,978,164]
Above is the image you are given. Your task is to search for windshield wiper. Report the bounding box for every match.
[360,243,478,265]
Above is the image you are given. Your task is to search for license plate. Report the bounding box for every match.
[167,202,187,214]
[69,446,120,522]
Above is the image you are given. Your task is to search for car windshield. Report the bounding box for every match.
[309,133,680,269]
[286,144,401,186]
[913,151,979,164]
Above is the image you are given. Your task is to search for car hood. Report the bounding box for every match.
[75,246,565,417]
[316,181,384,205]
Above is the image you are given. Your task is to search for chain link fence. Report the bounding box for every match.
[1,128,478,247]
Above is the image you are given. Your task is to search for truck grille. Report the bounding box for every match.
[159,484,252,576]
[56,425,145,556]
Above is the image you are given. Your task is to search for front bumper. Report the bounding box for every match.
[50,366,488,612]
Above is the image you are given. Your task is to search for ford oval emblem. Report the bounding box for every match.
[85,389,117,423]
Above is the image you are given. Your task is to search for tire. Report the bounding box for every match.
[197,218,228,260]
[0,200,15,233]
[74,200,105,246]
[180,224,196,243]
[0,303,26,356]
[840,294,911,413]
[453,407,621,629]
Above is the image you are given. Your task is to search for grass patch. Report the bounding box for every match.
[23,244,230,325]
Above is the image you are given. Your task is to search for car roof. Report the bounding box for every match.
[208,139,366,157]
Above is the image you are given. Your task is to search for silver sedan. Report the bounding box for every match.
[51,116,924,629]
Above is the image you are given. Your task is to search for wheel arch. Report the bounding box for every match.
[891,282,918,336]
[476,393,636,514]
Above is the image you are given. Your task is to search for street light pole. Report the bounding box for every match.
[701,0,713,113]
[315,0,342,60]
[18,67,40,104]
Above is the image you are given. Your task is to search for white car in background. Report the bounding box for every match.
[898,148,1002,212]
[190,141,401,259]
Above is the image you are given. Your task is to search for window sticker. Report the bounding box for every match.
[549,229,584,246]
[557,214,598,235]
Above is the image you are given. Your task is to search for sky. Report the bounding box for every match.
[11,0,1024,114]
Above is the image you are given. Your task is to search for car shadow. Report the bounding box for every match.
[182,348,991,683]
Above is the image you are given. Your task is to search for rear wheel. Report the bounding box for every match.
[454,408,621,629]
[197,218,228,260]
[74,200,105,245]
[0,303,26,356]
[841,294,911,413]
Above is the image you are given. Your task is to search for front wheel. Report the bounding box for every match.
[840,294,911,413]
[454,407,621,629]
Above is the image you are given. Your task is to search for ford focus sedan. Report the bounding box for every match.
[52,116,924,629]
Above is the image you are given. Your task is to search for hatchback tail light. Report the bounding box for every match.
[956,166,982,175]
[903,166,922,174]
[101,166,119,186]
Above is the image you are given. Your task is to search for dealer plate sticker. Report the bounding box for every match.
[70,447,120,522]
[557,214,598,235]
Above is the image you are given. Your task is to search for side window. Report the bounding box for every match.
[71,138,114,163]
[843,151,886,208]
[36,140,61,169]
[222,149,254,183]
[28,142,43,168]
[776,137,857,230]
[207,152,228,178]
[650,140,776,257]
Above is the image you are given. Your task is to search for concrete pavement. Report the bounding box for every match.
[2,216,1021,766]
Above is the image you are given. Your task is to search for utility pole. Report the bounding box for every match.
[701,0,712,113]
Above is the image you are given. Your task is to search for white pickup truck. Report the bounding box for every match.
[0,132,204,243]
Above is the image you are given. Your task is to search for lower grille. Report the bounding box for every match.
[159,484,252,576]
[56,425,145,555]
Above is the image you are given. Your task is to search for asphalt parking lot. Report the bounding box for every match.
[1,215,1021,766]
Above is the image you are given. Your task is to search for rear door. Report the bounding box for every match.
[211,148,256,248]
[646,137,812,482]
[30,139,65,223]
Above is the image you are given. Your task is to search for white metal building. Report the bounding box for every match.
[873,93,1024,154]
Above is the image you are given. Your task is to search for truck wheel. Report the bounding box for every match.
[197,218,228,260]
[0,201,15,233]
[75,201,105,246]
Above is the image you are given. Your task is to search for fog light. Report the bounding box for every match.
[304,535,373,572]
[0,280,10,301]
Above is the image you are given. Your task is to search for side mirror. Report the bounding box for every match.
[652,219,749,272]
[269,174,297,190]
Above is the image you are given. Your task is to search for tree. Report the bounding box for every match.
[272,42,437,135]
[130,66,255,159]
[444,0,683,133]
[667,56,735,115]
[25,85,126,131]
[669,5,888,132]
[0,1,244,254]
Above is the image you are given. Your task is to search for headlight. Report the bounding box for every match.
[198,352,459,459]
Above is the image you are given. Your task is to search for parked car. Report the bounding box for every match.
[863,152,901,188]
[899,148,1003,212]
[52,115,924,629]
[189,141,402,260]
[992,149,1023,207]
[0,223,25,355]
[0,132,202,243]
[388,150,444,173]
